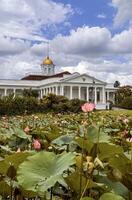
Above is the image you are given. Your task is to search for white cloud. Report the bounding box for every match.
[97,14,106,19]
[111,0,132,27]
[52,26,111,56]
[51,26,132,57]
[0,35,30,55]
[61,60,132,85]
[0,0,73,80]
[110,29,132,53]
[0,0,73,41]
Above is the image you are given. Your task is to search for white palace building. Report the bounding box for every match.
[0,56,116,109]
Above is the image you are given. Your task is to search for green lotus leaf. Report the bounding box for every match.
[95,175,128,198]
[17,151,75,193]
[66,171,97,194]
[7,127,31,140]
[0,152,33,175]
[52,134,74,146]
[108,154,132,190]
[86,126,111,143]
[75,137,93,153]
[99,192,125,200]
[98,143,123,160]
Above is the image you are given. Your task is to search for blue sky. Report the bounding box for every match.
[59,1,112,27]
[0,0,132,85]
[44,0,115,38]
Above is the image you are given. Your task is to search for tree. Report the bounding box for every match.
[114,81,120,88]
[115,86,132,105]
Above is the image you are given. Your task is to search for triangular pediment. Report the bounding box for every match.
[60,73,105,84]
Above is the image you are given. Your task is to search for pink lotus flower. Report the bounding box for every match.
[123,118,129,124]
[33,139,41,150]
[24,126,30,133]
[81,103,95,112]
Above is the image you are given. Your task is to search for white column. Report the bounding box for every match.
[87,87,89,102]
[94,87,97,104]
[102,87,105,103]
[52,87,54,93]
[4,88,7,96]
[107,91,110,101]
[40,90,43,98]
[56,86,58,95]
[70,86,73,99]
[43,89,45,96]
[61,86,64,96]
[78,86,81,99]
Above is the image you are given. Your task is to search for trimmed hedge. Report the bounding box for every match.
[0,94,86,115]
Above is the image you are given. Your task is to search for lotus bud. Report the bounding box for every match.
[86,156,93,162]
[87,162,94,174]
[33,139,41,150]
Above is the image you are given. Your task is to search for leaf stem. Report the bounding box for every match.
[80,179,90,200]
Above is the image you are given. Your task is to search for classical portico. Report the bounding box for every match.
[41,85,106,104]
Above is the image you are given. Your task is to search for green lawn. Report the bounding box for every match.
[97,109,132,117]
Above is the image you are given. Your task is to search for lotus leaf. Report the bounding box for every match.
[17,151,75,193]
[99,192,125,200]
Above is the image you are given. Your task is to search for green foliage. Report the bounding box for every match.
[67,98,86,113]
[120,96,132,109]
[17,151,75,194]
[23,89,39,98]
[0,93,86,115]
[108,154,132,190]
[0,111,131,199]
[115,86,132,107]
[114,81,120,88]
[99,192,125,200]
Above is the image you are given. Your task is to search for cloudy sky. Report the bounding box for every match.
[0,0,132,85]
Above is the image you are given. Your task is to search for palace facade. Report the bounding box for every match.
[0,56,116,109]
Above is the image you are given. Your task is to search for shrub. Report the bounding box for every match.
[67,98,86,113]
[120,96,132,109]
[23,89,39,98]
[0,94,86,115]
[40,94,69,112]
[0,96,39,115]
[115,86,132,105]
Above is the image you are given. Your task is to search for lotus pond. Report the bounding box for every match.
[0,110,132,200]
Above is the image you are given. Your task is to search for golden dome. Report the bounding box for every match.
[42,56,54,65]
